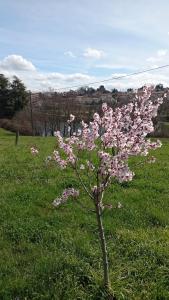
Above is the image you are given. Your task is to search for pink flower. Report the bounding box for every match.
[31,147,39,155]
[53,188,79,207]
[93,113,101,124]
[80,164,85,170]
[117,202,123,209]
[148,156,156,163]
[53,150,67,169]
[102,103,108,112]
[68,114,75,123]
[77,129,82,136]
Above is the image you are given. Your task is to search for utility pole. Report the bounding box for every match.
[29,91,34,136]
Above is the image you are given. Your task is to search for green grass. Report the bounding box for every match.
[0,128,169,300]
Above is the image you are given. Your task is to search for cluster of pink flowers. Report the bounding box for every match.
[53,131,76,166]
[80,164,85,170]
[147,156,156,163]
[98,150,134,182]
[52,86,164,205]
[30,147,39,155]
[53,150,67,169]
[53,188,79,207]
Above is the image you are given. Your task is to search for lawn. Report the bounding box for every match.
[0,129,169,300]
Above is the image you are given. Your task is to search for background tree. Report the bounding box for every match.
[127,88,133,93]
[77,86,88,96]
[0,74,28,118]
[97,85,107,93]
[155,83,164,92]
[0,74,10,118]
[111,88,118,94]
[10,76,28,113]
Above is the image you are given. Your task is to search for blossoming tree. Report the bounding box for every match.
[42,86,164,294]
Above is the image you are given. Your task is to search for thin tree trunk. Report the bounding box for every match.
[95,200,110,291]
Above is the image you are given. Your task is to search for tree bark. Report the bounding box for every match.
[95,200,110,291]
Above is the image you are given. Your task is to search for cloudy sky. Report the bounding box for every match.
[0,0,169,91]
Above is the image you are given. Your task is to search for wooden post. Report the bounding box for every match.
[15,130,19,146]
[29,92,34,136]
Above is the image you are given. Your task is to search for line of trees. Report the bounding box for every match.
[0,73,168,137]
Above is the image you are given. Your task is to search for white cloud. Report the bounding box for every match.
[64,73,91,82]
[83,48,105,59]
[157,49,167,57]
[0,55,36,71]
[146,56,161,63]
[0,54,95,91]
[103,70,169,91]
[95,63,133,70]
[64,51,76,58]
[35,72,91,82]
[33,69,169,91]
[146,49,168,63]
[151,64,159,68]
[0,54,169,91]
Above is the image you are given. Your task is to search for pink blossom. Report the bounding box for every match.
[148,156,156,163]
[30,147,39,155]
[53,188,79,207]
[77,129,82,136]
[93,113,101,124]
[102,103,108,112]
[53,150,67,169]
[117,202,123,209]
[67,114,75,123]
[53,86,164,205]
[80,164,85,170]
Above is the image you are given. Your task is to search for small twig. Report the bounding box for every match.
[85,164,93,188]
[74,163,94,200]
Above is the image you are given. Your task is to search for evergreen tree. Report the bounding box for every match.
[0,74,28,118]
[0,74,10,118]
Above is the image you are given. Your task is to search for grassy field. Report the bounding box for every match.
[0,128,169,300]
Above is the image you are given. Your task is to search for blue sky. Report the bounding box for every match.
[0,0,169,90]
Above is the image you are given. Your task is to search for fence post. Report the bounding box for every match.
[29,92,35,136]
[15,130,19,146]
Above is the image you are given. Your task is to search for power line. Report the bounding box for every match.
[28,63,169,107]
[53,63,169,92]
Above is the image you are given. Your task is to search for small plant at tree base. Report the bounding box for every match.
[33,86,165,296]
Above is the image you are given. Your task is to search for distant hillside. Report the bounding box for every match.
[1,86,169,137]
